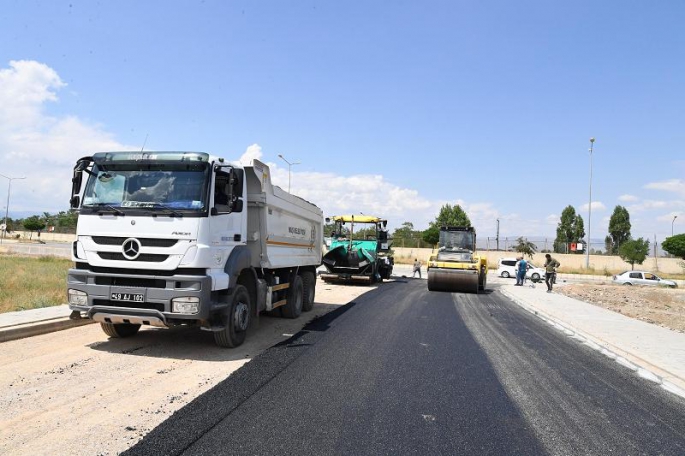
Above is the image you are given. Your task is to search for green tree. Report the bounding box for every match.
[604,235,614,255]
[392,222,422,247]
[608,205,631,254]
[323,222,336,237]
[23,215,46,240]
[514,237,537,259]
[618,237,650,270]
[553,205,584,253]
[423,204,472,247]
[662,234,685,259]
[422,225,440,246]
[574,215,586,251]
[433,204,471,227]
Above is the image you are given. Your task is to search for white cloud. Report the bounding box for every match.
[627,199,669,213]
[0,60,131,213]
[618,194,639,202]
[238,144,263,165]
[645,179,685,197]
[579,201,606,212]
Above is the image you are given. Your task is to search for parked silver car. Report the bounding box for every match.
[612,271,678,288]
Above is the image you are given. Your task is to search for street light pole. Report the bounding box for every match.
[496,218,500,251]
[0,174,26,244]
[277,154,301,193]
[673,215,678,237]
[586,137,595,269]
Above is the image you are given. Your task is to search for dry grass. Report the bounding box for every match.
[0,254,71,312]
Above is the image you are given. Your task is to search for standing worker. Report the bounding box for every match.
[544,253,560,293]
[515,256,527,286]
[413,259,422,278]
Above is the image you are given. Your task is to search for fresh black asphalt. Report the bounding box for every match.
[124,279,685,456]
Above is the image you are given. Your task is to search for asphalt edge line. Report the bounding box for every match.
[498,288,685,400]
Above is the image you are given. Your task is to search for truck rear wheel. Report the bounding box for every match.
[214,285,251,348]
[100,322,141,338]
[301,271,316,312]
[281,275,303,319]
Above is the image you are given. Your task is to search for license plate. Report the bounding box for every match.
[111,293,144,302]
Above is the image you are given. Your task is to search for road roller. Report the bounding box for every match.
[427,226,487,293]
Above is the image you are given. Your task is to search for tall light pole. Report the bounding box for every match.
[277,154,300,193]
[0,174,26,244]
[496,218,500,251]
[586,137,595,269]
[673,215,678,237]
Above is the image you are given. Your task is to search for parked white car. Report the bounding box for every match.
[496,258,546,283]
[612,271,678,288]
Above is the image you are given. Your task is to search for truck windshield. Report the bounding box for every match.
[439,231,474,252]
[81,163,209,214]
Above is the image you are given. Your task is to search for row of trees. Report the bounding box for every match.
[2,211,78,238]
[554,205,634,256]
[553,204,685,269]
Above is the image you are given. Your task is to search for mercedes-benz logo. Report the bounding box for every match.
[122,238,141,260]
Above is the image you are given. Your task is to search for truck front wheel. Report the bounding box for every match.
[100,322,141,338]
[281,275,303,319]
[214,285,251,348]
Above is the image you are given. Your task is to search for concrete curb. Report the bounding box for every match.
[0,317,94,343]
[499,288,685,400]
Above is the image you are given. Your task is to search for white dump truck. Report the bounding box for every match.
[67,151,323,347]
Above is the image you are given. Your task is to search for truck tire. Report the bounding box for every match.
[214,285,251,348]
[281,275,303,319]
[301,271,316,312]
[100,322,141,338]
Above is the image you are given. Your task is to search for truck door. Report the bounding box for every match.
[209,166,247,258]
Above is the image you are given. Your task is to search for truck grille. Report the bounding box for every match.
[94,276,166,288]
[97,252,169,262]
[91,236,178,247]
[93,299,165,312]
[73,263,205,277]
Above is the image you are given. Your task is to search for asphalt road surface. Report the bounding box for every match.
[126,279,685,456]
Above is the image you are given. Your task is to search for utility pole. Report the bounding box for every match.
[586,137,595,269]
[496,218,500,251]
[0,174,26,244]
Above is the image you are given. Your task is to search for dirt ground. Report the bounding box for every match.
[556,283,685,333]
[0,281,373,456]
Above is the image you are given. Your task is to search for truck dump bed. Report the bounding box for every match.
[244,159,323,270]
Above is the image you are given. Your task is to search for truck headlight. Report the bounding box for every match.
[172,297,200,314]
[68,289,88,306]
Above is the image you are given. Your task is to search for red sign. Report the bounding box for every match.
[570,243,577,251]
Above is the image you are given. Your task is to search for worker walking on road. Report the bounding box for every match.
[413,259,422,278]
[544,253,560,293]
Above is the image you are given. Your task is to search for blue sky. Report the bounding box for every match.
[1,0,684,245]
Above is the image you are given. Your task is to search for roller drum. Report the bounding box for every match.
[427,268,480,293]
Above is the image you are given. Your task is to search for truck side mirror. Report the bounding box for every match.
[70,156,93,209]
